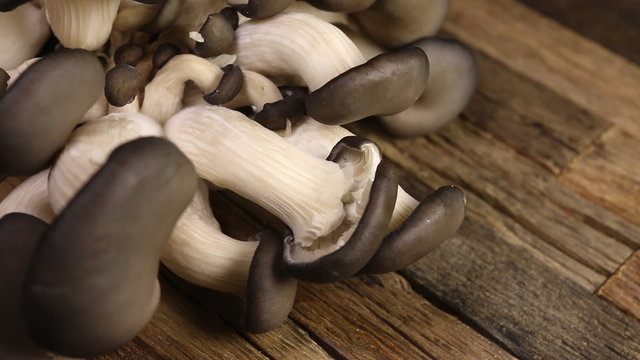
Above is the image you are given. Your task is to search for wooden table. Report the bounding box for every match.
[3,0,639,358]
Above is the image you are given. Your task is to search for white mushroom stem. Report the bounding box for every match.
[232,12,365,90]
[108,95,140,114]
[166,106,378,249]
[0,169,55,223]
[42,0,121,51]
[0,3,50,70]
[184,69,283,112]
[163,181,258,295]
[82,94,109,122]
[280,117,419,230]
[141,54,224,123]
[48,112,163,213]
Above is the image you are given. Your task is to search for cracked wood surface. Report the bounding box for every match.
[1,0,639,359]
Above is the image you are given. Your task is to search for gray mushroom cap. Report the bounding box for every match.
[0,213,49,360]
[305,47,429,125]
[381,37,477,136]
[0,0,30,12]
[105,64,143,107]
[244,231,297,333]
[114,43,144,66]
[0,49,104,177]
[152,42,180,69]
[254,86,307,130]
[23,137,198,358]
[304,0,375,13]
[230,0,295,19]
[351,0,449,48]
[362,185,466,274]
[194,13,235,58]
[203,64,244,105]
[141,0,183,33]
[283,137,398,283]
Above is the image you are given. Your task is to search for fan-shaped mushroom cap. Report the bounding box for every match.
[0,49,104,176]
[24,137,198,358]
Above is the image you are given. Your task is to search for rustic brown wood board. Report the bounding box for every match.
[2,0,639,358]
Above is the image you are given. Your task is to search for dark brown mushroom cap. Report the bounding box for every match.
[351,0,448,48]
[283,137,398,283]
[0,67,8,95]
[141,0,183,33]
[305,47,429,125]
[0,213,49,360]
[0,0,30,12]
[194,13,235,58]
[244,231,297,333]
[381,37,477,136]
[114,43,144,66]
[304,0,375,12]
[254,86,307,130]
[203,64,244,105]
[0,49,104,176]
[220,7,239,29]
[105,64,143,107]
[23,137,198,358]
[231,0,295,19]
[361,185,466,274]
[152,42,180,69]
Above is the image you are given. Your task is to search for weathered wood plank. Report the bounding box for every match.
[516,0,640,64]
[445,0,640,135]
[598,251,640,320]
[99,278,267,360]
[94,340,162,360]
[467,50,610,174]
[560,127,640,226]
[350,120,633,279]
[404,219,640,359]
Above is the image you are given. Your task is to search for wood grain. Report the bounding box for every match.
[516,0,640,64]
[598,251,640,320]
[560,127,640,226]
[445,0,640,135]
[404,219,640,359]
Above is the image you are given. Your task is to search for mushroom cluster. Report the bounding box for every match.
[0,0,475,357]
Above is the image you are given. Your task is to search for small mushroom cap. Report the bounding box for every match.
[105,64,143,107]
[0,49,104,176]
[361,185,466,274]
[114,43,144,66]
[304,0,375,13]
[0,213,49,360]
[152,42,180,69]
[254,86,307,130]
[194,13,235,58]
[23,137,198,357]
[306,47,429,125]
[244,231,297,333]
[231,0,295,19]
[0,0,30,12]
[220,7,239,29]
[351,0,448,48]
[283,137,398,283]
[203,64,244,105]
[381,38,477,136]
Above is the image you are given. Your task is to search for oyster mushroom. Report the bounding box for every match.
[0,213,49,360]
[164,182,297,333]
[140,0,182,33]
[381,38,477,135]
[232,13,428,125]
[23,137,198,358]
[104,63,143,107]
[0,169,54,223]
[192,12,236,58]
[0,3,50,69]
[166,106,398,282]
[140,54,224,123]
[0,49,104,176]
[41,0,121,51]
[351,0,448,48]
[281,117,466,272]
